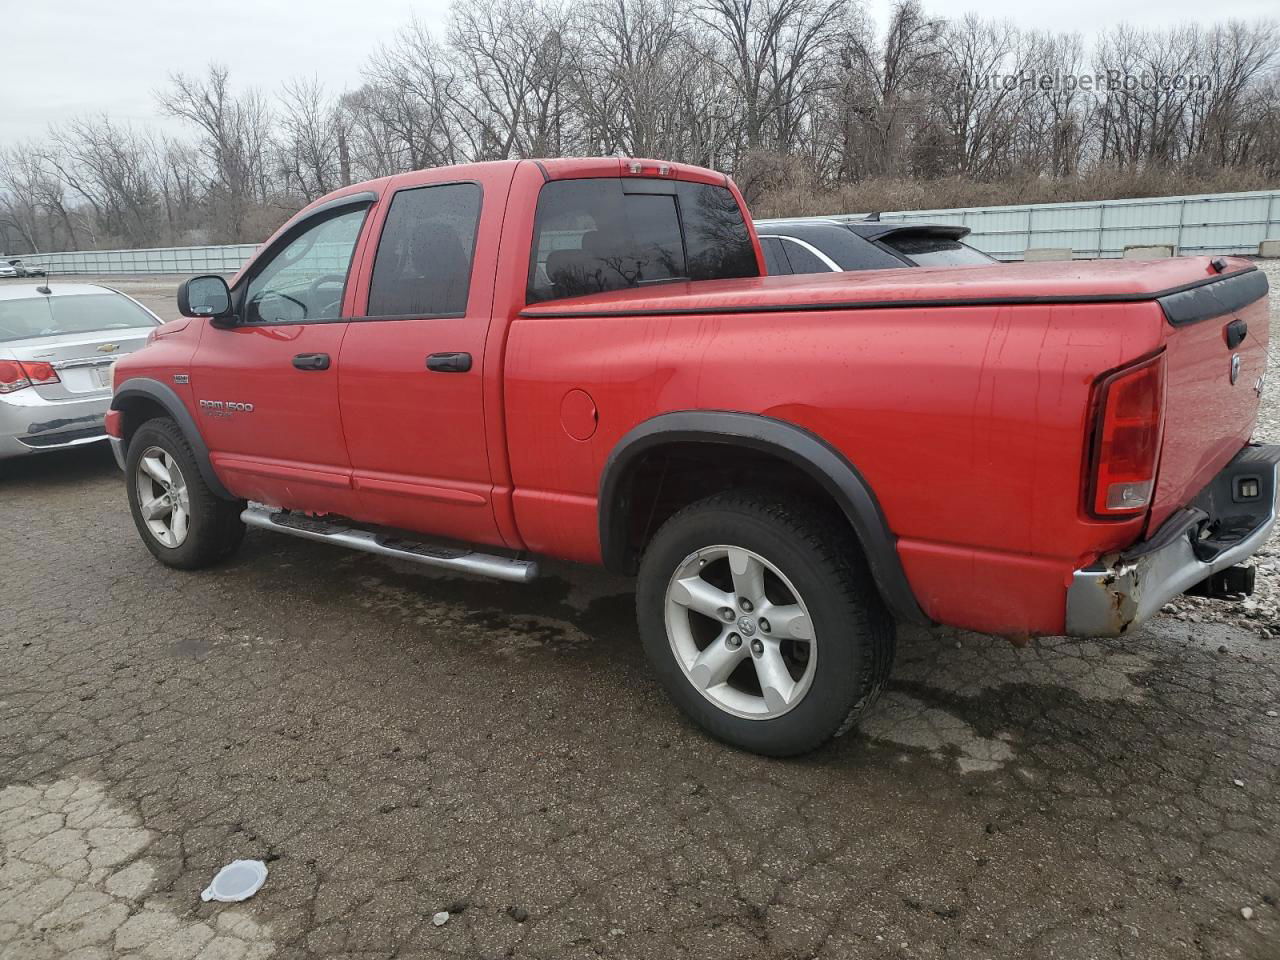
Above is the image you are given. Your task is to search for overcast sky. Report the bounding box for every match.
[1,0,1276,145]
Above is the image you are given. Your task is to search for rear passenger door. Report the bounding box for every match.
[338,176,505,547]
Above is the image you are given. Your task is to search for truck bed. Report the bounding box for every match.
[513,255,1270,635]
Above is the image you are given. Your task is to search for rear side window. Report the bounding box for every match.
[527,179,757,304]
[368,183,483,317]
[760,237,791,275]
[0,293,157,343]
[779,239,831,275]
[818,229,907,271]
[882,234,994,267]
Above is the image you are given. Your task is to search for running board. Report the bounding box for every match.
[240,504,539,583]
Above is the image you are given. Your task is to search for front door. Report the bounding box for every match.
[192,203,370,515]
[338,177,504,547]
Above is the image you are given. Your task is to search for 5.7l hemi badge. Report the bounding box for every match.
[200,399,254,417]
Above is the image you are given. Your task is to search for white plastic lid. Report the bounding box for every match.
[201,860,268,903]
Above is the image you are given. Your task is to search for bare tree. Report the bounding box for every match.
[0,143,85,252]
[5,3,1280,255]
[158,64,274,241]
[44,117,160,247]
[695,0,847,158]
[1188,20,1280,168]
[931,16,1035,180]
[832,1,944,180]
[448,0,578,159]
[358,18,466,174]
[276,77,345,200]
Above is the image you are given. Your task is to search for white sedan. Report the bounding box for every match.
[0,283,160,460]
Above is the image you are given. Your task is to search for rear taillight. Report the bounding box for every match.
[0,359,61,394]
[23,361,60,386]
[1087,352,1166,518]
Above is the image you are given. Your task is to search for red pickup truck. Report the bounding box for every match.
[108,158,1275,756]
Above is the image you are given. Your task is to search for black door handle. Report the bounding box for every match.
[292,353,331,371]
[426,352,472,373]
[1225,318,1247,349]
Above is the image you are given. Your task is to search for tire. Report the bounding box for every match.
[125,417,244,569]
[636,492,895,756]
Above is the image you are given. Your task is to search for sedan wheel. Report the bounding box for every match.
[134,445,191,548]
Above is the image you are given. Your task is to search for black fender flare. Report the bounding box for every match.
[598,411,928,625]
[110,377,235,500]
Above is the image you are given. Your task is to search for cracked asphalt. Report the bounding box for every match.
[3,267,1280,959]
[3,446,1279,960]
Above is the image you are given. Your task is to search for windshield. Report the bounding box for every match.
[0,292,159,343]
[882,234,995,267]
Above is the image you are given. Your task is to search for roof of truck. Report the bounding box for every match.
[521,256,1261,318]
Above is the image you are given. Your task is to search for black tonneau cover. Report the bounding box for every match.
[1158,267,1270,326]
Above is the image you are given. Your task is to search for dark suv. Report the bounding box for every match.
[755,218,995,276]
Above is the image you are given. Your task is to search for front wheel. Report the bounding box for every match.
[636,493,895,756]
[125,417,245,569]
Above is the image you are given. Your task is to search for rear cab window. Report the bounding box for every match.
[367,182,483,316]
[526,178,757,304]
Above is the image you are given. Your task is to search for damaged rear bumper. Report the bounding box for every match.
[0,392,112,461]
[1066,444,1280,637]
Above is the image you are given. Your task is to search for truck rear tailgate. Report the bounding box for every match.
[1149,267,1271,531]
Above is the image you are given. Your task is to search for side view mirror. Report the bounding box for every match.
[177,275,233,321]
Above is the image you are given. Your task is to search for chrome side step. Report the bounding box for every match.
[240,503,539,583]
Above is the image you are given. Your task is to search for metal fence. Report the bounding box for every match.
[819,189,1280,260]
[15,243,260,276]
[10,189,1280,274]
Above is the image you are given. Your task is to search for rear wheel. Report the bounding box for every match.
[125,417,244,569]
[637,492,895,756]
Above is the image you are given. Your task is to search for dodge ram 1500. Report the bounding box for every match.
[108,157,1275,756]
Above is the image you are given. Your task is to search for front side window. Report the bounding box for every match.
[527,178,757,304]
[367,183,483,317]
[243,206,367,324]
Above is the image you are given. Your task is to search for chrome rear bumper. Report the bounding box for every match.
[1066,444,1280,637]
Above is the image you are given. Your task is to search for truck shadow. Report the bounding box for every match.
[0,444,118,490]
[226,528,1201,779]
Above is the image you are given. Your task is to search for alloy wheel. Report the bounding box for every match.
[664,545,817,720]
[134,446,191,548]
